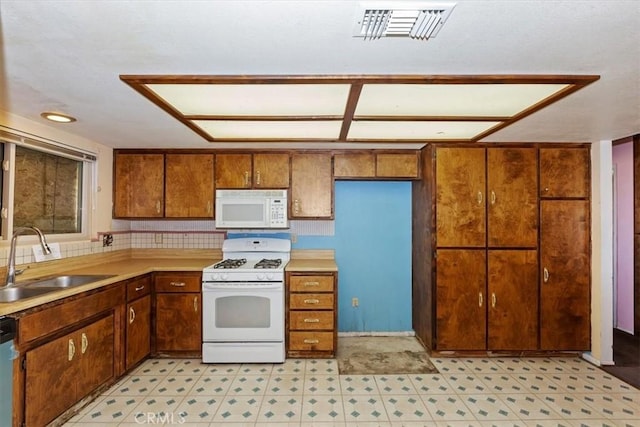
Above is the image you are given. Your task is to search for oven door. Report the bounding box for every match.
[202,282,284,342]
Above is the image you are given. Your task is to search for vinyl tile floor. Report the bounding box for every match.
[63,357,640,427]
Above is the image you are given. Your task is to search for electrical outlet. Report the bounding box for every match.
[352,297,359,307]
[154,233,163,244]
[102,233,113,247]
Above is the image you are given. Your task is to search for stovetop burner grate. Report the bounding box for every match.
[254,258,283,269]
[213,258,247,269]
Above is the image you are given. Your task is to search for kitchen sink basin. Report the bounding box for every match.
[0,274,116,303]
[24,274,115,288]
[0,286,57,303]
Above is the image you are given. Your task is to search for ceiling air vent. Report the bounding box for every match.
[354,1,456,40]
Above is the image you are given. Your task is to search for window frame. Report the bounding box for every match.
[1,140,96,243]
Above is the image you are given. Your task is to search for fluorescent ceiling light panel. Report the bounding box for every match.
[192,120,342,139]
[348,121,500,140]
[355,84,570,117]
[147,84,350,116]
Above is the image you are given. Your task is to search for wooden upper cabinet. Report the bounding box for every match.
[376,153,420,179]
[113,153,164,218]
[253,153,290,188]
[291,153,333,219]
[487,148,538,247]
[540,147,590,198]
[333,151,420,179]
[540,199,590,350]
[436,147,486,247]
[215,153,252,188]
[165,154,214,218]
[215,153,289,188]
[334,152,375,178]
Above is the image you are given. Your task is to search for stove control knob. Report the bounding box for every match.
[221,273,229,281]
[266,273,275,280]
[257,273,266,280]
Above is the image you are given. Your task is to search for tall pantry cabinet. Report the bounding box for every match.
[412,144,590,353]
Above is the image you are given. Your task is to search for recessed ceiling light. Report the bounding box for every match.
[40,112,77,123]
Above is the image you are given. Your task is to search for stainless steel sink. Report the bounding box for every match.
[0,274,116,303]
[0,286,57,303]
[24,274,115,289]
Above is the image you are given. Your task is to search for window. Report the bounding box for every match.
[0,130,96,240]
[13,146,83,234]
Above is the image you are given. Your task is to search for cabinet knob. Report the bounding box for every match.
[194,296,198,312]
[303,339,319,344]
[304,318,320,323]
[156,200,161,214]
[543,267,550,283]
[256,170,261,186]
[304,281,320,287]
[294,199,300,214]
[129,306,136,324]
[303,298,319,304]
[170,281,186,287]
[135,285,145,292]
[478,292,483,307]
[490,190,496,205]
[244,171,249,186]
[491,293,497,308]
[477,191,483,205]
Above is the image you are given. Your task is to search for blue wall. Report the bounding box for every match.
[293,181,412,333]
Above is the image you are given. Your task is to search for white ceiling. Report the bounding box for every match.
[1,0,638,150]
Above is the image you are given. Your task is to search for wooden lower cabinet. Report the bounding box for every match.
[436,249,538,351]
[540,200,591,350]
[488,250,538,350]
[24,314,114,426]
[154,272,202,354]
[436,249,486,351]
[286,272,337,357]
[126,294,151,369]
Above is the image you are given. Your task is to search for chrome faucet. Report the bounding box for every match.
[4,226,51,288]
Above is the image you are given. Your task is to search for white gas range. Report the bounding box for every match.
[202,237,291,363]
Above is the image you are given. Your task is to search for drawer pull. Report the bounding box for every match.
[135,285,145,291]
[304,281,320,287]
[303,339,319,344]
[304,318,320,323]
[303,299,320,304]
[170,281,186,287]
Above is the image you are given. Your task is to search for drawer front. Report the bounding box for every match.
[289,311,334,330]
[289,331,334,351]
[126,275,151,301]
[289,275,334,292]
[290,293,334,310]
[155,273,201,293]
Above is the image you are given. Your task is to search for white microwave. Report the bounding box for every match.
[215,189,288,229]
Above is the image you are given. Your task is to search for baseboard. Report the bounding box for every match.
[338,331,415,337]
[582,352,615,366]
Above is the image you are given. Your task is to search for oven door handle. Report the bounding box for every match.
[202,282,283,291]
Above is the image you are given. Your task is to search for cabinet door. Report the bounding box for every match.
[165,154,214,217]
[113,153,164,217]
[156,293,202,352]
[333,152,375,178]
[436,147,486,247]
[540,200,590,350]
[126,295,151,370]
[376,153,420,178]
[436,249,486,350]
[540,147,590,198]
[487,148,538,247]
[291,153,333,218]
[77,315,115,399]
[488,250,538,350]
[25,330,78,426]
[253,153,290,188]
[215,154,252,188]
